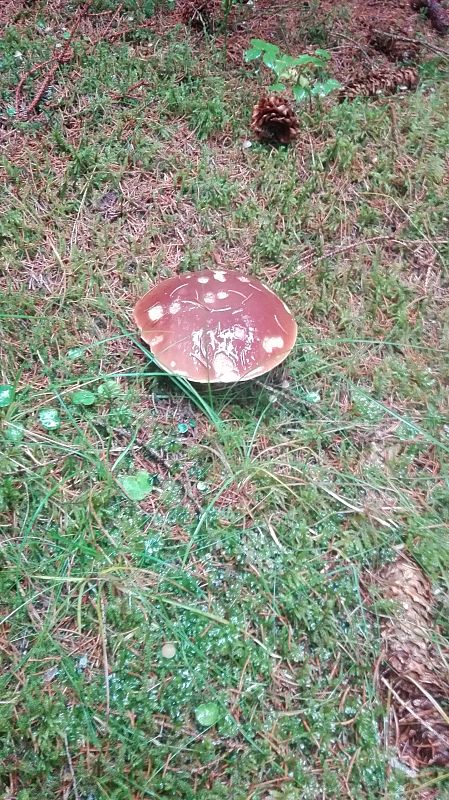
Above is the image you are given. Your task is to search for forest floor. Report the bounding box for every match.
[1,1,449,798]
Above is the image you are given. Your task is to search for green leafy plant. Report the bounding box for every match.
[120,470,155,502]
[0,384,15,408]
[38,408,61,430]
[194,701,221,727]
[244,39,340,106]
[71,389,97,407]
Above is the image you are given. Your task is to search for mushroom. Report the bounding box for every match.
[133,269,297,384]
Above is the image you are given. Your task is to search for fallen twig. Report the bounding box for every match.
[63,734,80,800]
[91,19,156,45]
[110,79,149,100]
[15,1,91,119]
[97,591,110,719]
[371,27,449,58]
[287,234,449,275]
[15,58,52,115]
[24,48,74,119]
[96,2,123,41]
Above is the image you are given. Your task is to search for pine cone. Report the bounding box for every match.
[251,95,299,145]
[378,556,441,688]
[368,29,421,61]
[339,67,418,101]
[375,554,449,770]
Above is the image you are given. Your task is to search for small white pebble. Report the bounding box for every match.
[161,643,176,659]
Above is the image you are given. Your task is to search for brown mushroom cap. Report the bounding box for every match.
[133,269,297,383]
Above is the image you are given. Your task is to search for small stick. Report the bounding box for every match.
[15,58,53,114]
[98,1,123,41]
[381,676,449,745]
[93,19,156,45]
[389,104,400,148]
[370,27,449,58]
[63,733,80,800]
[16,0,91,119]
[97,591,110,719]
[24,60,61,119]
[110,79,149,100]
[290,234,397,274]
[332,31,373,59]
[286,233,448,276]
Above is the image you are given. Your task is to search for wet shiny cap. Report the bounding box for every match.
[133,269,297,383]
